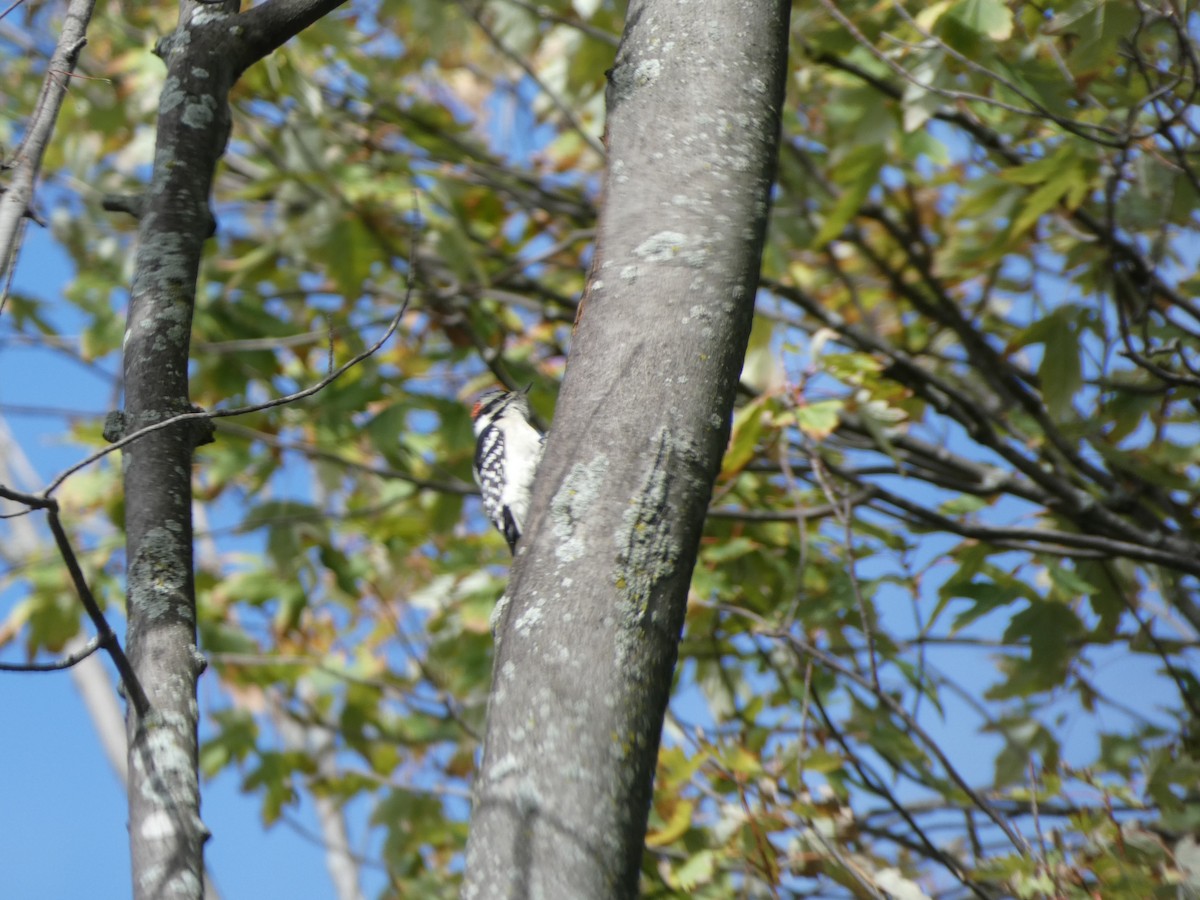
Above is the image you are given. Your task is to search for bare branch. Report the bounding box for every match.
[0,484,149,714]
[215,421,476,496]
[496,0,619,47]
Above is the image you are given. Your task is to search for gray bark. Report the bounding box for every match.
[120,3,346,898]
[462,1,791,897]
[122,7,236,895]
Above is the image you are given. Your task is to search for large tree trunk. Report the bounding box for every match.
[462,1,791,897]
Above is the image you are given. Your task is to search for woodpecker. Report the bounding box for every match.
[471,386,544,552]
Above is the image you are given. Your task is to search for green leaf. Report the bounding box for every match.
[1046,561,1097,600]
[991,601,1085,697]
[703,536,760,564]
[813,144,886,246]
[721,396,772,479]
[1050,0,1141,76]
[200,710,258,777]
[789,399,843,440]
[939,494,988,515]
[1001,144,1096,238]
[1039,313,1082,421]
[946,579,1027,632]
[669,850,717,891]
[945,0,1014,40]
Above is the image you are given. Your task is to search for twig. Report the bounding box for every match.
[0,634,103,671]
[707,600,1030,858]
[814,0,1127,145]
[41,285,412,497]
[215,421,476,495]
[706,497,861,521]
[496,0,619,47]
[46,506,150,716]
[806,687,993,898]
[457,0,605,158]
[0,485,150,716]
[809,455,880,691]
[0,0,29,24]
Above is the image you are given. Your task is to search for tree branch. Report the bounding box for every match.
[41,287,410,497]
[0,0,96,287]
[232,0,350,73]
[0,635,103,671]
[713,601,1029,857]
[0,485,150,715]
[45,507,150,716]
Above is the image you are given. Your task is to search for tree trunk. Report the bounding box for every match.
[462,1,791,897]
[122,9,235,898]
[120,3,345,897]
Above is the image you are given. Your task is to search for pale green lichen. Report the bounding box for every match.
[551,454,610,562]
[182,94,217,129]
[489,591,511,641]
[159,76,185,115]
[612,428,680,624]
[129,526,188,619]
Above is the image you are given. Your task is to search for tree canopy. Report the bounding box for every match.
[2,0,1199,897]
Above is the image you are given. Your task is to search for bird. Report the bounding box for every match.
[470,386,545,552]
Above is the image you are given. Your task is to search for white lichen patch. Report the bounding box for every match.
[159,77,185,115]
[487,753,521,783]
[633,58,662,86]
[140,809,177,841]
[633,231,687,262]
[514,601,545,635]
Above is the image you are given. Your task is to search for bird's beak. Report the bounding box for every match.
[521,383,532,394]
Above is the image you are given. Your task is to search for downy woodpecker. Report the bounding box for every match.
[471,387,544,552]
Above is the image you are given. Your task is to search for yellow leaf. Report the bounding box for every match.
[646,799,694,847]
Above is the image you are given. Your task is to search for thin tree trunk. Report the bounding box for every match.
[119,3,346,897]
[121,7,237,895]
[462,1,791,896]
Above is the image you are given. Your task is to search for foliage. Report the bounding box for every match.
[2,0,1200,897]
